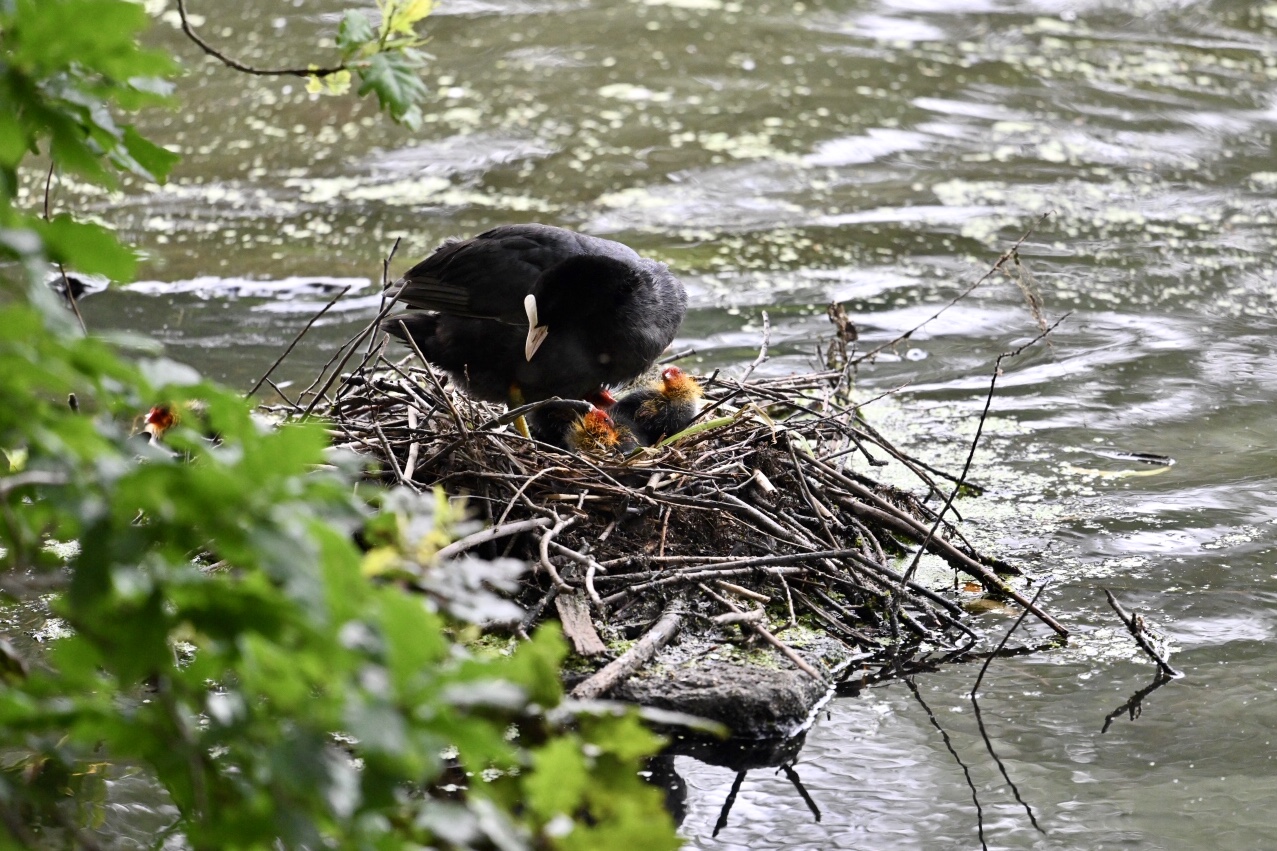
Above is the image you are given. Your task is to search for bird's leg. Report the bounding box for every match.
[508,385,531,438]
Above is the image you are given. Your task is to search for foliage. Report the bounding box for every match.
[314,0,435,128]
[0,1,679,848]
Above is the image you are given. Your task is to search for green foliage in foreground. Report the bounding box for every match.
[0,1,679,848]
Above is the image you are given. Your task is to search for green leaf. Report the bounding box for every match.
[356,51,428,126]
[525,736,590,818]
[121,126,178,183]
[37,214,135,279]
[337,10,375,56]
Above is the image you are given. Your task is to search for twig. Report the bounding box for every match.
[247,284,351,396]
[435,517,552,562]
[738,310,771,385]
[176,0,348,77]
[571,606,683,699]
[850,213,1051,366]
[538,516,576,590]
[1104,589,1183,680]
[700,583,823,681]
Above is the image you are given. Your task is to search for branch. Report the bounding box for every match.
[1105,589,1183,680]
[176,0,348,78]
[571,606,683,700]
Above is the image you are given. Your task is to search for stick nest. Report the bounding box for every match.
[302,346,1062,671]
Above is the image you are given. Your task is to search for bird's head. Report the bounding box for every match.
[142,404,178,441]
[660,366,704,402]
[523,255,642,362]
[573,408,636,456]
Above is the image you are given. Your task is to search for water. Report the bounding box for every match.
[31,0,1277,847]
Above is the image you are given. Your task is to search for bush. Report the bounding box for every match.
[0,2,678,847]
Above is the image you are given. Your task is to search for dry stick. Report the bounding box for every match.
[403,407,421,481]
[373,423,407,487]
[786,434,840,547]
[970,583,1048,836]
[176,0,347,77]
[600,566,807,606]
[850,213,1051,367]
[1104,589,1183,679]
[538,516,576,590]
[494,467,565,525]
[792,588,873,649]
[571,606,683,700]
[700,583,824,681]
[299,260,412,418]
[738,310,771,384]
[434,517,552,562]
[591,547,869,587]
[367,239,402,358]
[265,379,299,410]
[715,580,770,604]
[41,163,88,335]
[891,315,1073,638]
[547,542,609,608]
[776,570,798,629]
[712,609,766,626]
[246,284,352,396]
[398,320,468,435]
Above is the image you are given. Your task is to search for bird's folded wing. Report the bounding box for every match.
[392,236,547,324]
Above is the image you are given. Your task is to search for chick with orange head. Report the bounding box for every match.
[570,407,637,458]
[527,401,636,458]
[611,366,704,446]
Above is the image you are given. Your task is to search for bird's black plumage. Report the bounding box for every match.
[382,224,687,406]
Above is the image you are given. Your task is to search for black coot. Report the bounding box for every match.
[382,224,687,408]
[611,366,705,445]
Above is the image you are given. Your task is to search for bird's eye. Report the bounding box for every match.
[598,353,612,364]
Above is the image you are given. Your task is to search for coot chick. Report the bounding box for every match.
[569,408,638,458]
[527,401,637,458]
[527,400,595,448]
[382,224,687,409]
[47,272,108,308]
[611,366,704,445]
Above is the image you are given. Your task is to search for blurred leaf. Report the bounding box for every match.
[336,11,375,55]
[525,736,589,819]
[120,126,178,183]
[357,51,428,128]
[306,70,352,97]
[37,215,135,279]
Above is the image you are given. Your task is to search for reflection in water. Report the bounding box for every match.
[45,0,1277,846]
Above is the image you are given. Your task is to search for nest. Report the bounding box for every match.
[278,318,1065,698]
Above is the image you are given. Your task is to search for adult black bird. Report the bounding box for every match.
[381,224,687,411]
[611,366,705,446]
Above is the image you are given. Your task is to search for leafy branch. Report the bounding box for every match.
[175,0,434,128]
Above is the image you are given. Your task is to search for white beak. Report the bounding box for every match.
[524,294,549,361]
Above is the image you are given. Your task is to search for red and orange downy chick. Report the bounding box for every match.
[611,366,704,446]
[142,404,178,441]
[569,408,637,458]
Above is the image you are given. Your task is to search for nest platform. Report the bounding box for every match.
[295,343,1064,738]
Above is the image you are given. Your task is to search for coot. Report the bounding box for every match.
[527,400,636,458]
[611,366,704,445]
[382,224,687,409]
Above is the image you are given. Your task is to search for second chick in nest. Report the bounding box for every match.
[611,366,705,446]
